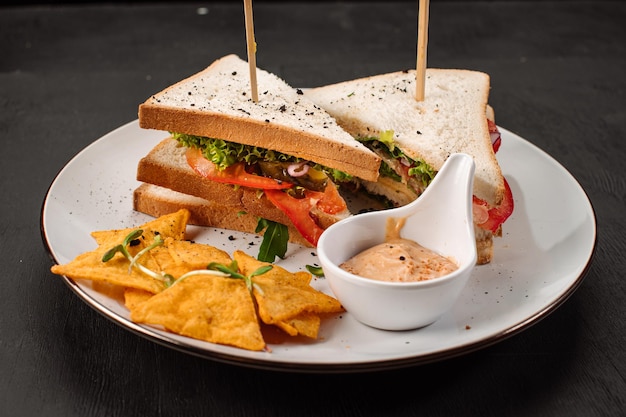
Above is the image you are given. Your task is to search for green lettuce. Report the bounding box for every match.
[358,130,436,187]
[172,133,352,184]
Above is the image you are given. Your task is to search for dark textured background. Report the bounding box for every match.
[1,2,624,416]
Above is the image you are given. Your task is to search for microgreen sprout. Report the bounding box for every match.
[166,268,231,289]
[102,229,273,291]
[128,234,161,270]
[207,260,273,293]
[102,229,144,262]
[102,229,174,285]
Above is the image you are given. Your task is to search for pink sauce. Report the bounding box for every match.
[339,217,458,282]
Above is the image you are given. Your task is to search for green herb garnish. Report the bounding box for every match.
[166,259,268,292]
[102,229,144,262]
[102,229,175,284]
[358,130,436,187]
[255,218,289,262]
[305,265,324,277]
[102,229,229,287]
[206,260,273,293]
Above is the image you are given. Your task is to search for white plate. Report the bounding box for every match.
[41,121,596,372]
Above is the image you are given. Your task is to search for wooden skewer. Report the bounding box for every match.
[416,0,430,101]
[243,0,258,103]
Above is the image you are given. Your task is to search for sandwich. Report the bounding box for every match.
[303,68,514,264]
[133,54,381,260]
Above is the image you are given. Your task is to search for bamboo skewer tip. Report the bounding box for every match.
[415,0,430,102]
[243,0,259,103]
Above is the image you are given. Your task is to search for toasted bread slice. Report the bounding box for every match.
[138,54,381,182]
[133,183,312,247]
[304,68,503,207]
[304,68,508,264]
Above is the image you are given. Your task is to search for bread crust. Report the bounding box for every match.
[474,226,494,265]
[137,138,298,225]
[133,183,312,247]
[139,54,381,182]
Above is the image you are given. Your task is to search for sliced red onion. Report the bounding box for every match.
[287,162,310,177]
[490,132,500,145]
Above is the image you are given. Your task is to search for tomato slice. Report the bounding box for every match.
[473,178,514,233]
[488,119,502,153]
[186,147,292,190]
[470,120,510,231]
[186,147,346,246]
[264,183,346,246]
[314,182,347,215]
[264,189,325,246]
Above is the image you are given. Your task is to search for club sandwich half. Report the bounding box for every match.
[133,54,381,259]
[303,68,514,264]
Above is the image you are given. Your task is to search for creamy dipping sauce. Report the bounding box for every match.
[339,217,458,282]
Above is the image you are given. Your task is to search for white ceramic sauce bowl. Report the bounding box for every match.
[317,153,478,331]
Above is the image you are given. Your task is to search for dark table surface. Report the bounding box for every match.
[2,1,625,416]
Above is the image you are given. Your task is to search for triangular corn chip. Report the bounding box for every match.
[234,251,344,335]
[130,275,265,351]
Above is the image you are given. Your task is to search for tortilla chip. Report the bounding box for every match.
[51,210,230,294]
[51,244,167,294]
[234,250,312,288]
[152,238,232,278]
[124,287,154,310]
[91,281,126,301]
[233,251,344,333]
[51,210,342,350]
[252,275,344,321]
[275,313,321,339]
[91,209,190,245]
[129,275,265,351]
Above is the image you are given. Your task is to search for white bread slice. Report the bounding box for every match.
[139,54,381,182]
[303,68,504,207]
[133,183,312,247]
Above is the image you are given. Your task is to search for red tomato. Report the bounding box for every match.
[186,147,292,190]
[488,119,502,153]
[473,178,514,233]
[264,189,324,246]
[186,147,347,246]
[264,183,347,246]
[471,120,510,231]
[313,182,347,215]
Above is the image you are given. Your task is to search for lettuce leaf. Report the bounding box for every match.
[358,130,435,187]
[172,133,352,183]
[172,133,295,170]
